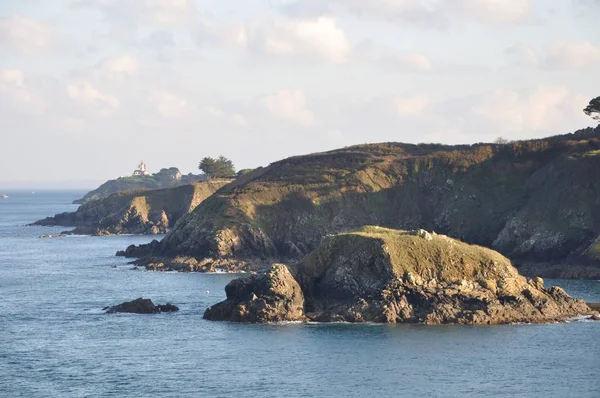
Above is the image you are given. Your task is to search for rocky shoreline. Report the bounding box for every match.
[32,181,228,236]
[203,227,596,324]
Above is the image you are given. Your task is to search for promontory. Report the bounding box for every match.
[204,227,594,324]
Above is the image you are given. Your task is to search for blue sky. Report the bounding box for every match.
[1,0,599,186]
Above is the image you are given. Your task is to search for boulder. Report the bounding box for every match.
[204,263,304,322]
[104,298,179,314]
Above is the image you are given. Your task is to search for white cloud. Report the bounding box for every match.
[264,90,315,126]
[210,17,351,63]
[67,80,120,114]
[505,44,539,67]
[0,69,48,115]
[471,86,581,132]
[455,0,531,23]
[506,41,600,69]
[0,69,24,86]
[357,42,433,72]
[151,91,188,118]
[277,0,532,26]
[0,16,58,55]
[101,55,138,77]
[545,41,600,69]
[278,0,446,27]
[395,95,430,116]
[89,0,196,28]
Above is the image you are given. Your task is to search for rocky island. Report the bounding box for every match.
[33,181,229,235]
[121,127,600,278]
[204,227,594,324]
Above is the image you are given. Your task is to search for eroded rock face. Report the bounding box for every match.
[204,264,304,322]
[104,298,179,314]
[124,127,600,278]
[32,181,228,236]
[204,227,593,324]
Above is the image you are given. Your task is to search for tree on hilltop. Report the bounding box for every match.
[199,156,235,179]
[584,96,600,122]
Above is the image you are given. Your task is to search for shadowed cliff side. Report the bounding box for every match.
[122,127,600,278]
[32,181,230,235]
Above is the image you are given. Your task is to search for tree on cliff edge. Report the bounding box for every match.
[584,96,600,122]
[199,156,235,179]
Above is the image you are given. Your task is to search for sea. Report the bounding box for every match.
[0,190,599,397]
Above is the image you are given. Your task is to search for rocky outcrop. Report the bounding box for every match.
[204,227,594,324]
[104,298,179,314]
[124,127,600,278]
[33,181,229,236]
[204,264,304,322]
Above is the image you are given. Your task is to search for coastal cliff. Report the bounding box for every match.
[204,227,593,324]
[72,169,208,204]
[122,127,600,278]
[33,181,229,235]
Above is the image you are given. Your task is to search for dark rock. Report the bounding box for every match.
[104,298,179,314]
[204,264,304,322]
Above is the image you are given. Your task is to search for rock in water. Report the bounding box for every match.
[105,298,179,314]
[204,264,304,322]
[204,227,592,324]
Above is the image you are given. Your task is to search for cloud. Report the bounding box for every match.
[395,95,430,116]
[202,17,351,63]
[454,0,531,24]
[505,43,540,67]
[0,69,48,115]
[545,41,600,69]
[506,41,600,69]
[277,0,447,27]
[263,90,315,126]
[0,16,59,55]
[356,42,433,72]
[67,80,120,115]
[276,0,532,26]
[101,55,138,77]
[471,85,584,132]
[151,91,188,118]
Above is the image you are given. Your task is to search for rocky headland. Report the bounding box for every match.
[33,181,229,236]
[204,227,594,324]
[122,127,600,278]
[73,168,208,204]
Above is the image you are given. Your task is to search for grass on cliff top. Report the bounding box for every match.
[324,226,518,282]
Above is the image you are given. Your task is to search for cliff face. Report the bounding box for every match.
[127,127,600,277]
[72,172,210,204]
[204,227,593,324]
[33,182,229,235]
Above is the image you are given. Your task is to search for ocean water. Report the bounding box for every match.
[0,190,599,397]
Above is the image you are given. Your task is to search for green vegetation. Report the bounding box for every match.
[584,96,600,122]
[303,226,515,283]
[237,168,254,176]
[199,156,235,179]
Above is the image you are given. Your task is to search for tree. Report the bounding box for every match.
[494,136,509,144]
[237,168,254,177]
[199,156,235,179]
[584,96,600,122]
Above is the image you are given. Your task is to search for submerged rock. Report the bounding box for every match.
[204,227,592,324]
[104,298,179,314]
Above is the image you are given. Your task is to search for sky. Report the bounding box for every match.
[1,0,599,187]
